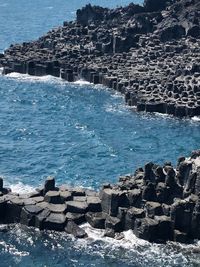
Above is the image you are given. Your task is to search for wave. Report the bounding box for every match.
[81,223,149,248]
[5,72,64,84]
[80,223,200,266]
[4,180,36,194]
[73,79,90,85]
[3,72,94,88]
[2,72,200,124]
[192,116,200,122]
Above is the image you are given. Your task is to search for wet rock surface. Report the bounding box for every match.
[0,0,200,118]
[1,151,200,243]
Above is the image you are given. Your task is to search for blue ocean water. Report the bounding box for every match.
[0,0,200,266]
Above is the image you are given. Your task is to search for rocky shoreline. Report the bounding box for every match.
[0,0,200,118]
[0,0,200,245]
[0,150,200,244]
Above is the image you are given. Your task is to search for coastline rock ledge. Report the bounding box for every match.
[0,0,200,118]
[1,150,200,244]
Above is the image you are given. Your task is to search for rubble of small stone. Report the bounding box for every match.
[0,0,199,118]
[1,150,200,244]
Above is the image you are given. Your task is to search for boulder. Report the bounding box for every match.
[127,189,142,207]
[66,212,86,225]
[44,212,66,231]
[5,198,24,223]
[144,162,156,182]
[20,205,43,226]
[86,212,106,229]
[134,217,159,242]
[171,199,195,234]
[65,221,87,238]
[187,25,200,38]
[194,167,200,195]
[76,4,107,25]
[160,25,186,42]
[142,183,157,202]
[87,196,101,212]
[156,182,169,203]
[174,230,189,243]
[47,203,67,214]
[0,178,3,191]
[44,177,55,194]
[105,215,123,232]
[125,207,145,230]
[35,209,51,230]
[44,191,63,204]
[145,201,163,218]
[100,188,121,216]
[0,198,6,223]
[66,201,88,214]
[177,161,192,186]
[154,215,173,242]
[70,188,86,197]
[104,228,115,238]
[60,191,72,202]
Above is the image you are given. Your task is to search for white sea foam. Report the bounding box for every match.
[78,223,196,265]
[73,79,90,85]
[0,240,29,257]
[81,223,149,249]
[4,72,92,87]
[5,72,64,84]
[105,103,127,114]
[192,116,200,122]
[9,182,35,194]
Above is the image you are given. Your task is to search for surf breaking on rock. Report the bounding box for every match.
[0,0,200,118]
[0,0,200,245]
[0,150,200,244]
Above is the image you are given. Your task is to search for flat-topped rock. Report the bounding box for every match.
[1,0,200,118]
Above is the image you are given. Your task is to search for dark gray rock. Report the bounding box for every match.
[44,212,66,231]
[35,209,51,230]
[134,217,159,242]
[127,189,142,207]
[44,191,63,204]
[86,212,106,229]
[20,205,43,226]
[100,188,121,216]
[125,207,145,230]
[44,177,55,194]
[66,201,88,214]
[47,203,67,214]
[174,229,189,243]
[154,215,173,242]
[66,212,86,225]
[87,196,102,212]
[65,221,87,238]
[142,183,157,202]
[145,201,163,218]
[105,215,123,232]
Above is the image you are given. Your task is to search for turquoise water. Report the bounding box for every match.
[0,0,200,266]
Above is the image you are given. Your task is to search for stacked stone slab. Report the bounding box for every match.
[0,0,200,118]
[0,150,200,243]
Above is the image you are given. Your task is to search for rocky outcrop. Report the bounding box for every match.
[0,0,200,118]
[1,150,200,244]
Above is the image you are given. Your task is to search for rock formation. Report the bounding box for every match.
[0,150,200,243]
[0,0,199,118]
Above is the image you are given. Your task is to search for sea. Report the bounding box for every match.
[0,0,200,266]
